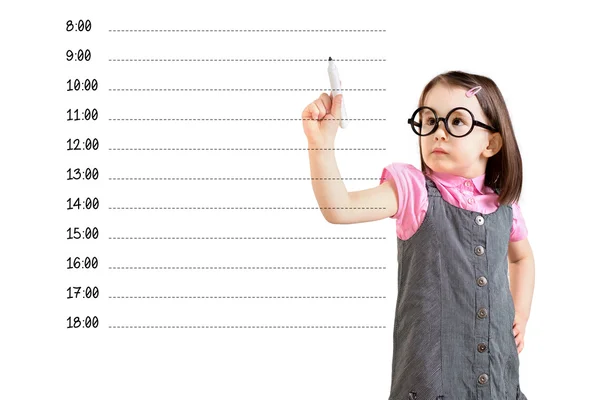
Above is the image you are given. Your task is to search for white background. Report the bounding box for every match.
[1,1,598,398]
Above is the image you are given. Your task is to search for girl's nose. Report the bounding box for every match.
[434,121,449,140]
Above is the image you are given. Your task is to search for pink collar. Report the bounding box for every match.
[428,169,490,195]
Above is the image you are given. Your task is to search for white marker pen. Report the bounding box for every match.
[328,57,348,128]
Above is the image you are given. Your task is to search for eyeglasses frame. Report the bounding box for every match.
[407,106,498,138]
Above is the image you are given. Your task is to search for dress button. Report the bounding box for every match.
[475,215,484,225]
[477,343,487,353]
[474,245,485,256]
[468,198,475,204]
[478,373,489,385]
[477,276,488,287]
[477,308,488,319]
[465,181,471,187]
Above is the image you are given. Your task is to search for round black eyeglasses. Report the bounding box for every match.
[407,106,497,138]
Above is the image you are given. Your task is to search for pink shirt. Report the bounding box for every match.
[379,162,528,242]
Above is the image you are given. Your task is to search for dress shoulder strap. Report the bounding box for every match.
[424,174,441,197]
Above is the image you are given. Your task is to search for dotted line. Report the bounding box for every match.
[108,295,386,299]
[108,266,387,270]
[108,29,386,33]
[108,58,386,62]
[108,177,379,181]
[107,236,385,240]
[108,206,386,210]
[108,147,386,151]
[109,88,386,92]
[108,325,386,329]
[108,118,385,121]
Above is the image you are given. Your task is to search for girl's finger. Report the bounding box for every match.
[309,103,320,119]
[314,99,327,119]
[302,103,319,120]
[514,331,524,347]
[310,103,323,119]
[516,336,524,353]
[319,92,332,112]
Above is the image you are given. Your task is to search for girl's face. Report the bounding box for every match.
[420,84,502,178]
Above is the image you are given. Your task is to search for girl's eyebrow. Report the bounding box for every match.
[423,106,445,114]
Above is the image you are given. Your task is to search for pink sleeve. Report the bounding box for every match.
[379,163,428,240]
[509,202,528,242]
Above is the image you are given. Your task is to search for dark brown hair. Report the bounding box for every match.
[417,70,523,205]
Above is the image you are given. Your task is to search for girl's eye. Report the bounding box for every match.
[452,117,466,126]
[426,117,436,125]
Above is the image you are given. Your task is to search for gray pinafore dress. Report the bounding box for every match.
[388,175,527,400]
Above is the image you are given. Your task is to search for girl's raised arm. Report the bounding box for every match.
[302,93,399,224]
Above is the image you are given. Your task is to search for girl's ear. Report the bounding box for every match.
[485,132,503,157]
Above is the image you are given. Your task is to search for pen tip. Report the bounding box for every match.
[328,56,333,61]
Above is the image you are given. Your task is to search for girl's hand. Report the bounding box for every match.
[513,314,527,354]
[301,92,343,146]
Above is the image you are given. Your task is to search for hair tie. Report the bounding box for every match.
[465,85,482,98]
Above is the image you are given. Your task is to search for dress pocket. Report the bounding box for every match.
[503,354,519,399]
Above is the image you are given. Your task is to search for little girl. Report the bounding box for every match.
[302,71,535,400]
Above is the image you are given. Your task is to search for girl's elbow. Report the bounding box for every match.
[323,211,340,224]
